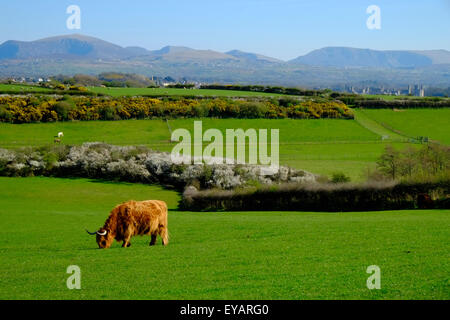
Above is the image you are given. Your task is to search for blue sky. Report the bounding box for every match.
[1,0,449,60]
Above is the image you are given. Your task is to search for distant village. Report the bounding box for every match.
[339,84,426,97]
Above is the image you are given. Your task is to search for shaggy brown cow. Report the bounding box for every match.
[86,200,168,249]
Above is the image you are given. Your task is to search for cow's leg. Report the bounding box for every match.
[122,240,131,247]
[149,234,157,246]
[122,232,132,248]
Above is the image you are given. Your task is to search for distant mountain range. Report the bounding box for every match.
[290,47,450,68]
[1,34,449,87]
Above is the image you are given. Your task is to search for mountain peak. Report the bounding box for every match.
[226,50,282,63]
[154,46,195,55]
[0,33,131,60]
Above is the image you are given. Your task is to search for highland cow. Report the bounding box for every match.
[87,200,169,249]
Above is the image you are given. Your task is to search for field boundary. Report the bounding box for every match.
[353,108,409,142]
[355,108,444,145]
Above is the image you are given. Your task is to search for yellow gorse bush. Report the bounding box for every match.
[0,96,353,123]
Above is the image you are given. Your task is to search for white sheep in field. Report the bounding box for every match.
[54,132,64,144]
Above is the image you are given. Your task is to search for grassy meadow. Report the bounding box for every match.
[0,117,399,181]
[0,100,448,300]
[0,84,290,98]
[0,84,53,94]
[1,107,445,181]
[0,177,448,300]
[87,86,286,97]
[361,108,450,144]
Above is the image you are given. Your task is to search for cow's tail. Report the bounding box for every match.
[161,226,169,246]
[157,201,169,246]
[163,202,169,246]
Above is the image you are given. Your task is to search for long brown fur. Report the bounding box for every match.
[95,200,169,249]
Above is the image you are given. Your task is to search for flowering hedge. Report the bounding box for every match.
[0,143,315,190]
[0,96,353,123]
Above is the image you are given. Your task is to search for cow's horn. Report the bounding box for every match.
[86,229,97,236]
[97,230,107,236]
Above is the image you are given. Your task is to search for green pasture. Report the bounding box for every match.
[360,108,450,145]
[168,118,394,180]
[0,108,445,181]
[0,84,287,98]
[0,177,448,300]
[0,119,171,150]
[87,86,285,98]
[361,94,415,101]
[0,118,396,180]
[0,84,53,94]
[353,109,406,141]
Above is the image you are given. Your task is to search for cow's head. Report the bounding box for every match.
[86,228,113,249]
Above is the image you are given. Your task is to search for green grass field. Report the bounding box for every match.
[361,94,417,101]
[0,84,53,94]
[361,108,450,144]
[169,118,395,180]
[0,100,448,300]
[89,86,286,97]
[0,120,171,149]
[0,177,448,300]
[353,109,406,141]
[0,84,288,98]
[0,109,444,181]
[0,118,398,181]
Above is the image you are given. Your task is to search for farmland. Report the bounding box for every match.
[88,86,287,97]
[360,108,450,144]
[0,177,448,300]
[0,118,400,181]
[0,84,53,94]
[0,84,288,98]
[0,91,448,300]
[0,107,445,182]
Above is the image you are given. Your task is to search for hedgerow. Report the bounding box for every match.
[180,180,450,212]
[0,143,315,190]
[0,95,353,123]
[181,144,450,212]
[334,94,450,109]
[200,84,326,96]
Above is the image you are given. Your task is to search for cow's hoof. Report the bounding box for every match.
[127,243,131,247]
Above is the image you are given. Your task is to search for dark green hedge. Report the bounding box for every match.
[334,94,450,109]
[181,181,450,212]
[200,84,325,97]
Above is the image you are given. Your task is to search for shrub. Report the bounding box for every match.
[99,105,118,120]
[0,104,12,122]
[53,100,75,120]
[331,172,351,183]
